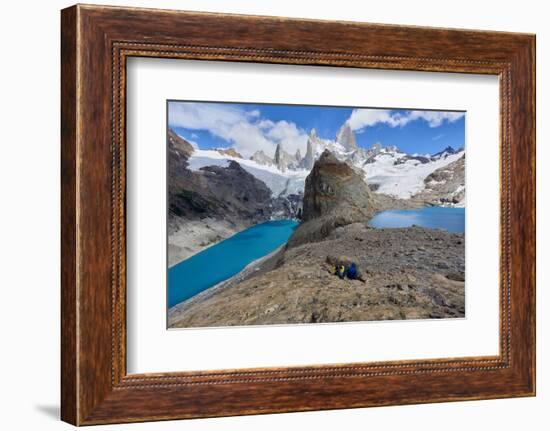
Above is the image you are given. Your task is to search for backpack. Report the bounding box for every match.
[347,263,358,280]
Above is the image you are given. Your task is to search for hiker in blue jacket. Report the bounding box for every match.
[346,262,359,280]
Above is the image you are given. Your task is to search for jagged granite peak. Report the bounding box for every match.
[301,130,317,170]
[274,143,284,170]
[310,128,318,139]
[336,122,358,151]
[295,149,302,162]
[289,150,378,247]
[274,142,295,172]
[250,149,274,166]
[309,128,325,149]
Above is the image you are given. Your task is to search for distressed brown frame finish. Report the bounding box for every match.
[61,4,535,426]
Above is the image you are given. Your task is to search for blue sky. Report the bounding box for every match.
[168,101,465,157]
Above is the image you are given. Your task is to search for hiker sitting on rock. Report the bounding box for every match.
[337,264,346,279]
[327,255,367,283]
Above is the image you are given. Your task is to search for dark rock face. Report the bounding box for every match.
[168,129,273,227]
[274,143,283,169]
[432,145,457,158]
[271,192,303,220]
[302,150,376,222]
[168,128,194,160]
[394,155,431,165]
[289,150,378,247]
[200,161,272,218]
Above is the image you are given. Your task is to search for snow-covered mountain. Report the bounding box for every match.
[360,145,465,199]
[182,124,465,205]
[188,149,308,198]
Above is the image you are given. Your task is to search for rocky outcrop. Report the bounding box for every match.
[432,145,458,159]
[217,148,243,158]
[301,150,375,221]
[288,150,378,247]
[271,192,303,220]
[385,145,400,153]
[250,150,273,166]
[362,143,382,164]
[350,147,368,165]
[168,128,194,159]
[393,154,431,165]
[336,122,358,151]
[415,154,465,206]
[169,145,272,224]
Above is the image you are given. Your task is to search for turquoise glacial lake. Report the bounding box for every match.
[368,206,465,233]
[168,219,299,307]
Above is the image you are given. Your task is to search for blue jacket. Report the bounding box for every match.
[347,263,358,280]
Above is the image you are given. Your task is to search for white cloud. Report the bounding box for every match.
[347,109,409,130]
[347,108,464,131]
[257,119,275,130]
[263,120,307,155]
[168,102,308,157]
[408,110,465,128]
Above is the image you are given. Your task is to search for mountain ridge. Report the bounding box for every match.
[177,123,465,206]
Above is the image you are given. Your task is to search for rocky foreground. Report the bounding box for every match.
[169,223,465,327]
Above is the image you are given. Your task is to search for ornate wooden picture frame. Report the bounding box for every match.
[61,4,535,425]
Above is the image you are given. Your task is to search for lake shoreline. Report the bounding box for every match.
[168,217,241,267]
[168,244,286,327]
[168,219,299,308]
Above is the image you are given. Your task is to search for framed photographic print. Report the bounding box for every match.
[61,4,536,425]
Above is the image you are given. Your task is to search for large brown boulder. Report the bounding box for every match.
[289,150,378,247]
